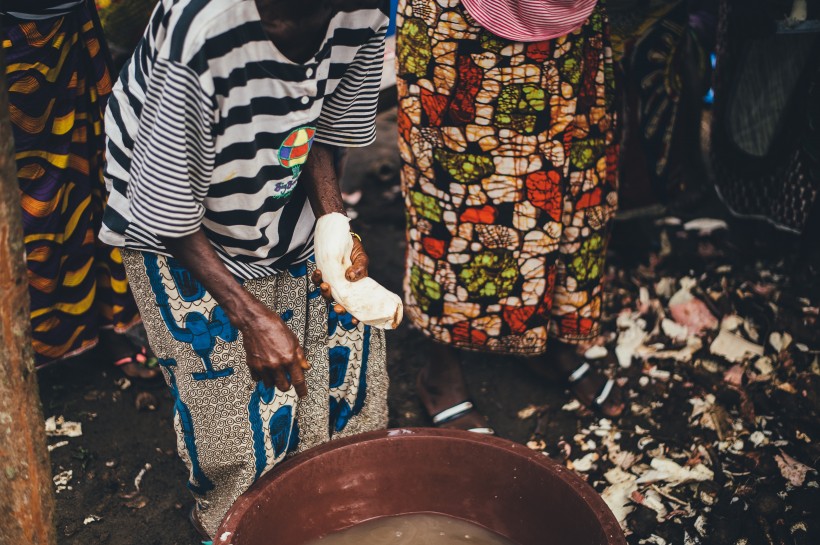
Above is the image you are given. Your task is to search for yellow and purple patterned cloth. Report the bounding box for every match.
[2,1,140,366]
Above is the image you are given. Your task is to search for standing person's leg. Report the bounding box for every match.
[96,244,159,381]
[324,299,389,440]
[70,9,161,380]
[416,343,491,432]
[2,8,155,376]
[395,0,494,433]
[543,7,624,417]
[3,13,100,367]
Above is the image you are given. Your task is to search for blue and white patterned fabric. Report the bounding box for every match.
[121,249,388,536]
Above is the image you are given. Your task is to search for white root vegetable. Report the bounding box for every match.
[314,213,403,329]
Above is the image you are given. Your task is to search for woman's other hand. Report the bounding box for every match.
[311,235,369,324]
[239,299,311,397]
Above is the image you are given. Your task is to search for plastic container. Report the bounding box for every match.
[215,428,626,545]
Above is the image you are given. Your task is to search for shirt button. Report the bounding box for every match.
[301,96,309,105]
[306,67,314,77]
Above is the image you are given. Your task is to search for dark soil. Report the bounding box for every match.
[38,110,819,544]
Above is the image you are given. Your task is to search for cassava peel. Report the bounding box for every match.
[314,213,403,329]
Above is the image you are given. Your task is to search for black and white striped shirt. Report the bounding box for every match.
[100,0,387,279]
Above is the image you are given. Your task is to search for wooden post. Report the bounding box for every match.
[0,46,57,545]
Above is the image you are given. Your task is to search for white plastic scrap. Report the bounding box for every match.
[754,357,774,377]
[661,319,689,342]
[83,515,102,525]
[526,439,546,451]
[516,405,538,419]
[53,469,73,493]
[769,331,793,353]
[647,367,672,381]
[570,452,599,472]
[636,458,714,487]
[668,277,718,334]
[689,394,717,426]
[721,314,744,332]
[615,312,647,368]
[655,277,677,299]
[45,416,82,438]
[134,463,151,492]
[561,399,582,411]
[749,431,769,448]
[656,216,683,226]
[641,488,669,520]
[640,536,667,545]
[695,515,709,537]
[683,218,728,234]
[601,479,638,529]
[605,466,636,485]
[47,440,69,452]
[644,337,703,363]
[584,345,608,360]
[710,329,764,363]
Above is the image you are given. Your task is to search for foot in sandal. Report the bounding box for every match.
[100,329,162,384]
[535,340,625,418]
[416,343,494,435]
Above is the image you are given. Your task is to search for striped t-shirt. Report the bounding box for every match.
[100,0,388,279]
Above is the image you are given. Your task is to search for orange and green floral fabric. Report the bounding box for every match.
[397,0,618,355]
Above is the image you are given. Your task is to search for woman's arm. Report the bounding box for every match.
[301,142,369,282]
[302,142,344,217]
[159,230,310,397]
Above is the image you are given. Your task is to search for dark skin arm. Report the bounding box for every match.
[302,142,370,315]
[157,144,368,397]
[160,230,310,396]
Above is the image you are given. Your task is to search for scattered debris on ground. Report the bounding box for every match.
[45,416,83,438]
[53,469,73,494]
[523,217,819,544]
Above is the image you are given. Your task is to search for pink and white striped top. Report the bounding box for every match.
[460,0,598,42]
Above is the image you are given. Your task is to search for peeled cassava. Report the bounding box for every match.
[314,213,403,329]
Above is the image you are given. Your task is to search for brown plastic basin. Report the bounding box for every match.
[215,428,626,545]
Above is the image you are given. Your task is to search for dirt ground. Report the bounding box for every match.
[38,110,819,545]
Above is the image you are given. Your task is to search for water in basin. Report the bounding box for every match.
[303,513,519,545]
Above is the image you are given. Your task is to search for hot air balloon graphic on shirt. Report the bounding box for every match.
[278,126,316,183]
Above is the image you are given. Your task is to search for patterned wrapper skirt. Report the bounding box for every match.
[2,4,140,366]
[121,250,388,535]
[397,1,618,356]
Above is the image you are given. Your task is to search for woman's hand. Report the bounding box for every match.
[160,230,311,397]
[311,236,369,322]
[239,299,311,397]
